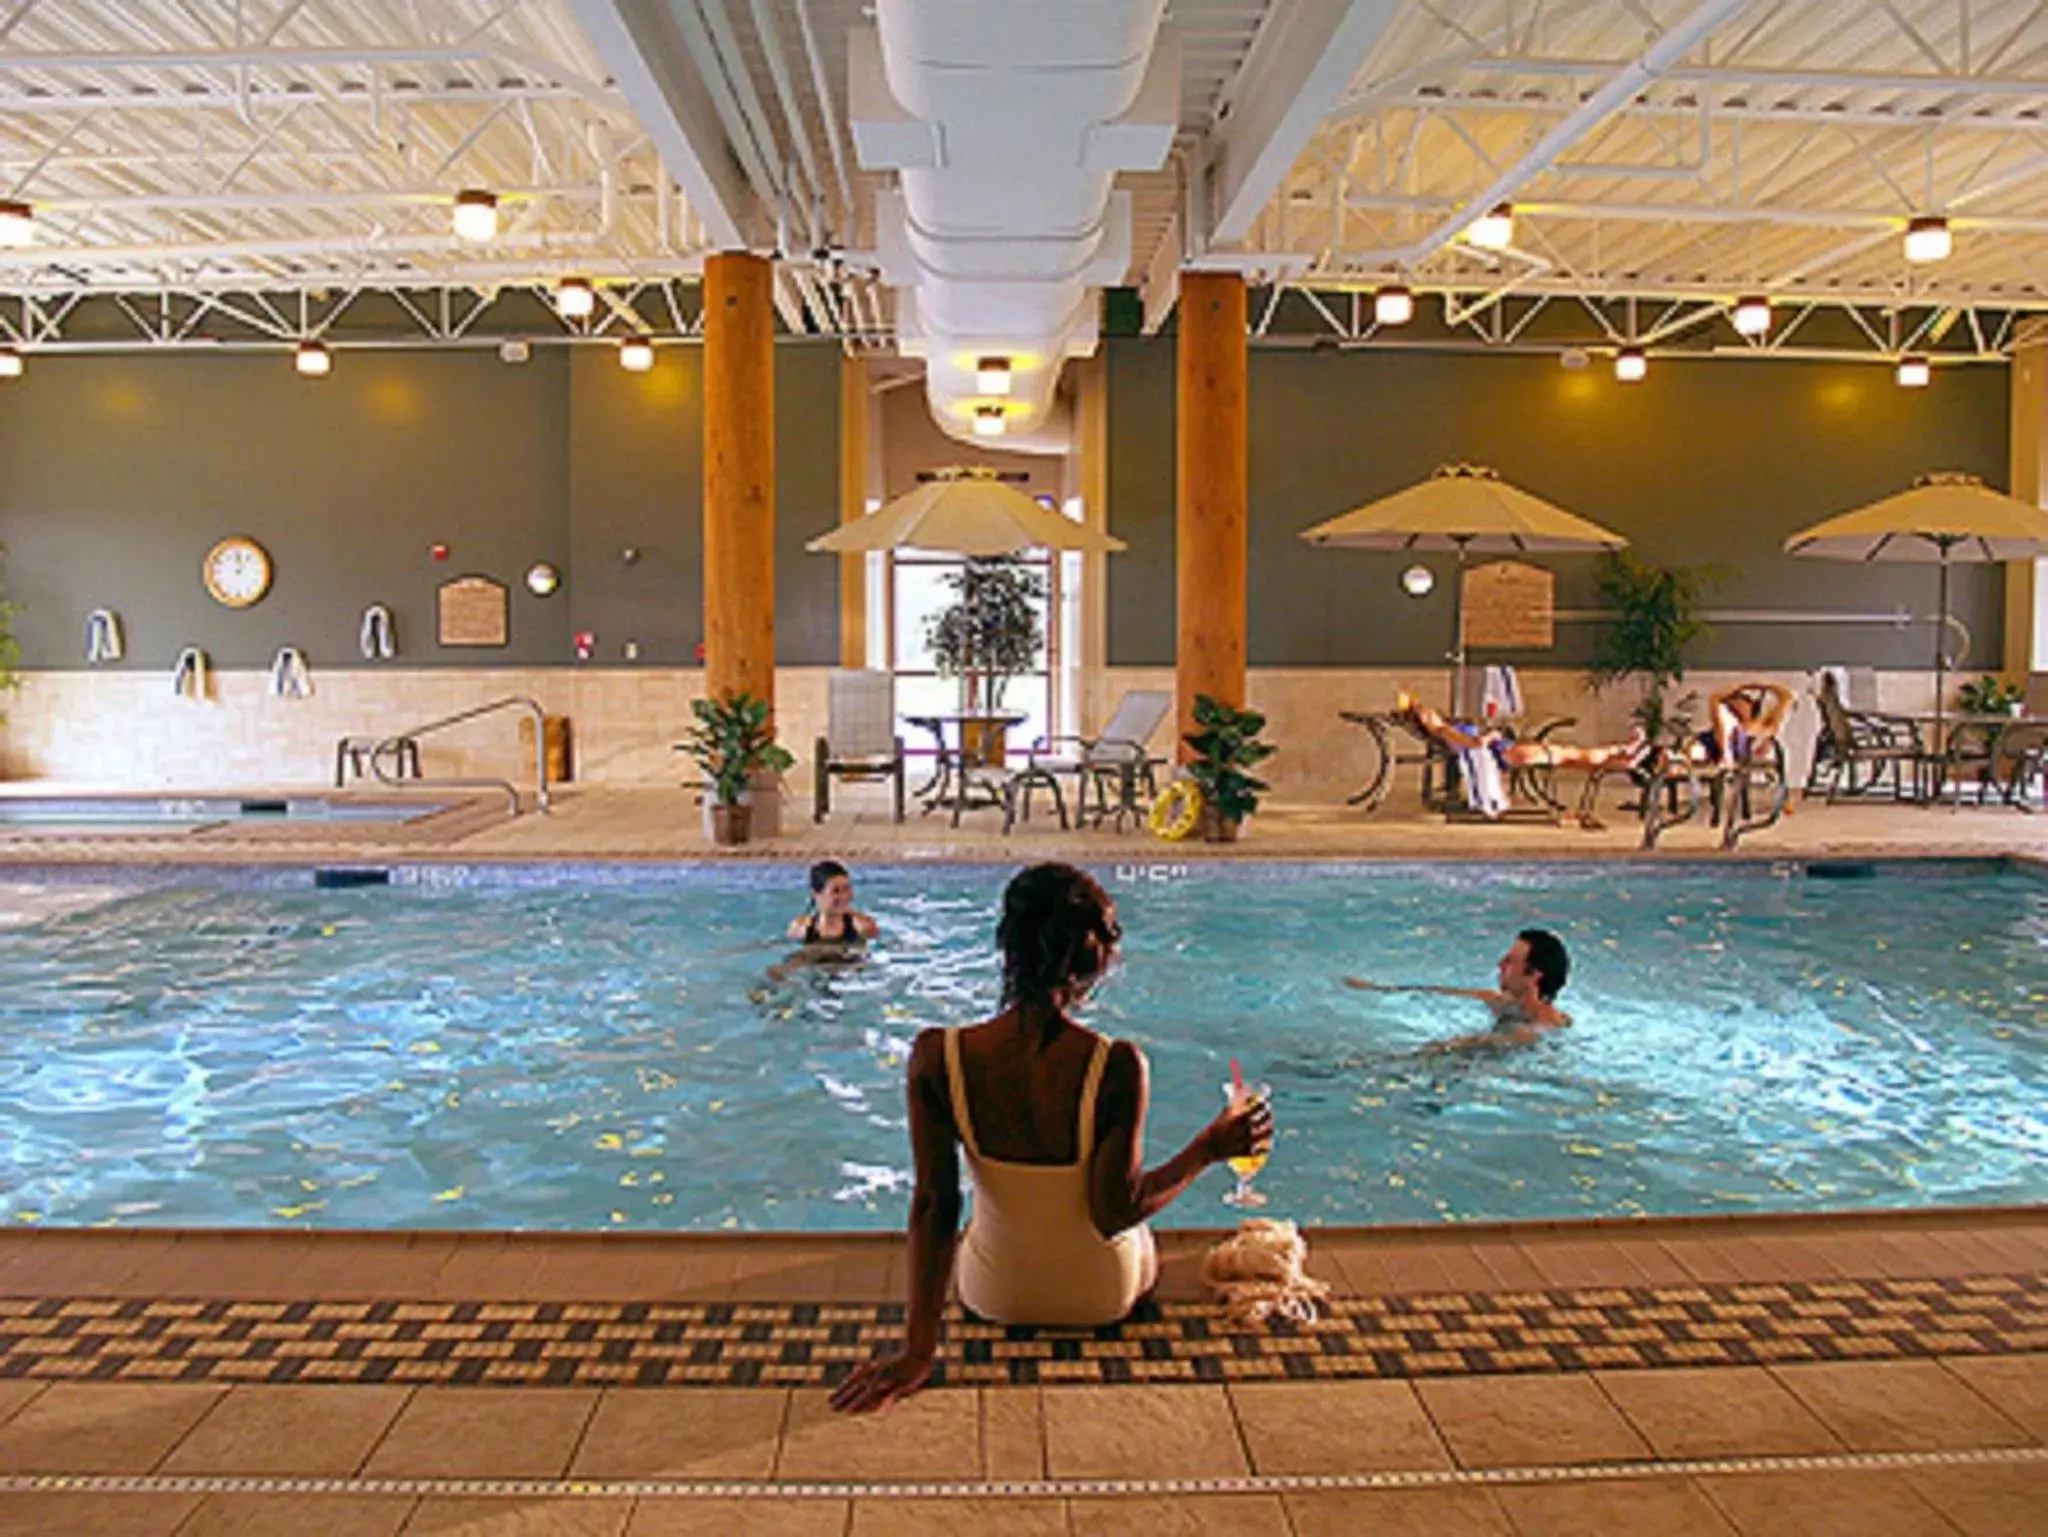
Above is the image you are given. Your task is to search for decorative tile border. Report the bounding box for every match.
[1,1445,2043,1502]
[0,1274,2039,1389]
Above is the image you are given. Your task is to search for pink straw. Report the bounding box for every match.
[1229,1058,1245,1100]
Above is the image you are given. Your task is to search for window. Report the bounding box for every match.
[889,552,1060,755]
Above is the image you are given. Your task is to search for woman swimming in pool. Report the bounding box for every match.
[786,860,879,950]
[831,862,1271,1415]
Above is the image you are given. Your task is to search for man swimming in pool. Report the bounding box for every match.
[1345,928,1572,1051]
[786,859,879,949]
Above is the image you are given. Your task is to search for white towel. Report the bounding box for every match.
[270,646,312,699]
[359,604,396,661]
[171,647,209,700]
[1458,745,1509,818]
[1481,664,1521,720]
[1815,665,1851,705]
[84,609,124,664]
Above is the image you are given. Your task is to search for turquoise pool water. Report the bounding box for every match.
[0,862,2040,1231]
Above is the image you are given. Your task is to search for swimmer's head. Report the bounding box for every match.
[809,859,854,914]
[1501,928,1570,1003]
[997,862,1121,1024]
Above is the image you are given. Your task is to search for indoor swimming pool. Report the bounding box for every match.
[0,859,2040,1232]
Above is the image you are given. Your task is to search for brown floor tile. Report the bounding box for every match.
[626,1502,851,1536]
[0,1380,45,1426]
[1042,1383,1248,1479]
[981,1386,1045,1479]
[1334,1240,1457,1295]
[848,1499,1065,1536]
[1518,1241,1650,1288]
[775,1388,981,1480]
[1772,1361,2033,1451]
[0,1491,203,1536]
[1697,1470,1963,1536]
[1902,1465,2048,1537]
[1416,1375,1651,1469]
[569,1388,788,1480]
[1496,1476,1738,1536]
[1938,1354,2048,1441]
[1465,1243,1550,1290]
[400,1498,633,1535]
[1285,1486,1515,1537]
[361,1387,600,1479]
[178,1492,418,1536]
[0,1382,225,1473]
[1069,1493,1291,1534]
[161,1384,412,1475]
[1595,1366,1842,1458]
[1228,1379,1451,1474]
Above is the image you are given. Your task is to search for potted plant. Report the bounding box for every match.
[1587,551,1718,746]
[684,691,794,846]
[925,557,1046,764]
[1183,693,1275,842]
[1956,675,2025,717]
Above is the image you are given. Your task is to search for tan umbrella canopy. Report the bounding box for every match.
[1786,472,2048,731]
[807,466,1127,557]
[1299,464,1629,710]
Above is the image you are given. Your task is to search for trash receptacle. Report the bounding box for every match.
[518,714,573,784]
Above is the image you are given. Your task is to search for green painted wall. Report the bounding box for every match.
[1107,341,2010,673]
[0,342,841,670]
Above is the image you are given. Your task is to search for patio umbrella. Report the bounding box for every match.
[807,465,1127,556]
[1298,463,1629,711]
[1784,472,2048,737]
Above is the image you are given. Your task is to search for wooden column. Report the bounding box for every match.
[838,352,868,669]
[1175,270,1248,755]
[703,251,776,710]
[2007,323,2046,682]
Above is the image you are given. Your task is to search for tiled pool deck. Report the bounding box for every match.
[0,786,2042,1532]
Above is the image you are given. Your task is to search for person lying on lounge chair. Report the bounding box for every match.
[1345,929,1573,1050]
[1393,693,1648,775]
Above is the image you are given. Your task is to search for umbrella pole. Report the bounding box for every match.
[1933,544,1951,742]
[1449,537,1470,716]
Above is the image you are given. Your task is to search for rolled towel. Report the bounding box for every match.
[1201,1219,1330,1328]
[85,609,124,664]
[359,604,396,661]
[171,646,209,700]
[270,646,311,699]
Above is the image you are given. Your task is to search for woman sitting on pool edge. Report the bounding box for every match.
[786,860,878,951]
[831,862,1272,1414]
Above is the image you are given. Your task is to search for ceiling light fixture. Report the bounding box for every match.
[557,277,596,318]
[973,404,1006,438]
[1904,215,1952,264]
[1373,285,1414,326]
[1732,295,1772,336]
[1466,203,1514,250]
[1896,354,1932,388]
[452,189,499,242]
[1614,346,1647,383]
[0,347,21,379]
[0,200,33,248]
[295,340,331,377]
[619,336,655,372]
[975,356,1013,395]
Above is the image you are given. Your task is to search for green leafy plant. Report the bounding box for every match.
[1956,675,2024,715]
[1587,552,1719,744]
[0,540,20,724]
[925,557,1046,711]
[684,691,795,806]
[1183,694,1275,828]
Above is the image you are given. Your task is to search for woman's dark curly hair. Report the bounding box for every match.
[997,863,1121,1022]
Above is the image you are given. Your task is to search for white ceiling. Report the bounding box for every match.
[4,1,2048,358]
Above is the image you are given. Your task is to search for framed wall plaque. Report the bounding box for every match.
[1462,560,1556,650]
[437,574,510,648]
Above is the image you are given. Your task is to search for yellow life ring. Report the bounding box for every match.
[1149,778,1204,841]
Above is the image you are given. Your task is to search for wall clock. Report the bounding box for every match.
[202,536,273,608]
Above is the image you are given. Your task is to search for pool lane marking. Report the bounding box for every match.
[0,1445,2041,1501]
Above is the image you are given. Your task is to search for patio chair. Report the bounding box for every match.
[813,669,906,823]
[1995,719,2047,810]
[1026,689,1172,830]
[1808,672,1923,803]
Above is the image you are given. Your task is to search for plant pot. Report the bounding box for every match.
[1199,805,1241,843]
[710,802,751,846]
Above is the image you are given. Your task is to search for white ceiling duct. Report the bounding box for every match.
[851,0,1177,452]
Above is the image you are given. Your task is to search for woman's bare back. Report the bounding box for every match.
[949,1015,1119,1166]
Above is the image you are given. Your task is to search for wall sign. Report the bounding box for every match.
[1462,560,1556,649]
[437,574,510,648]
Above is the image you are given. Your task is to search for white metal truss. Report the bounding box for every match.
[1234,0,2048,319]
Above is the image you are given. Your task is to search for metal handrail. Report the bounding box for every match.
[372,695,551,815]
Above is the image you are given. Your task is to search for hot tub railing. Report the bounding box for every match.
[373,695,551,815]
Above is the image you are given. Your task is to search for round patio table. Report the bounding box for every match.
[904,711,1027,816]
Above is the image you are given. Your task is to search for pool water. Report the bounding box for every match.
[0,862,2040,1232]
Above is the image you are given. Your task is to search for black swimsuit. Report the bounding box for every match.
[802,913,865,948]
